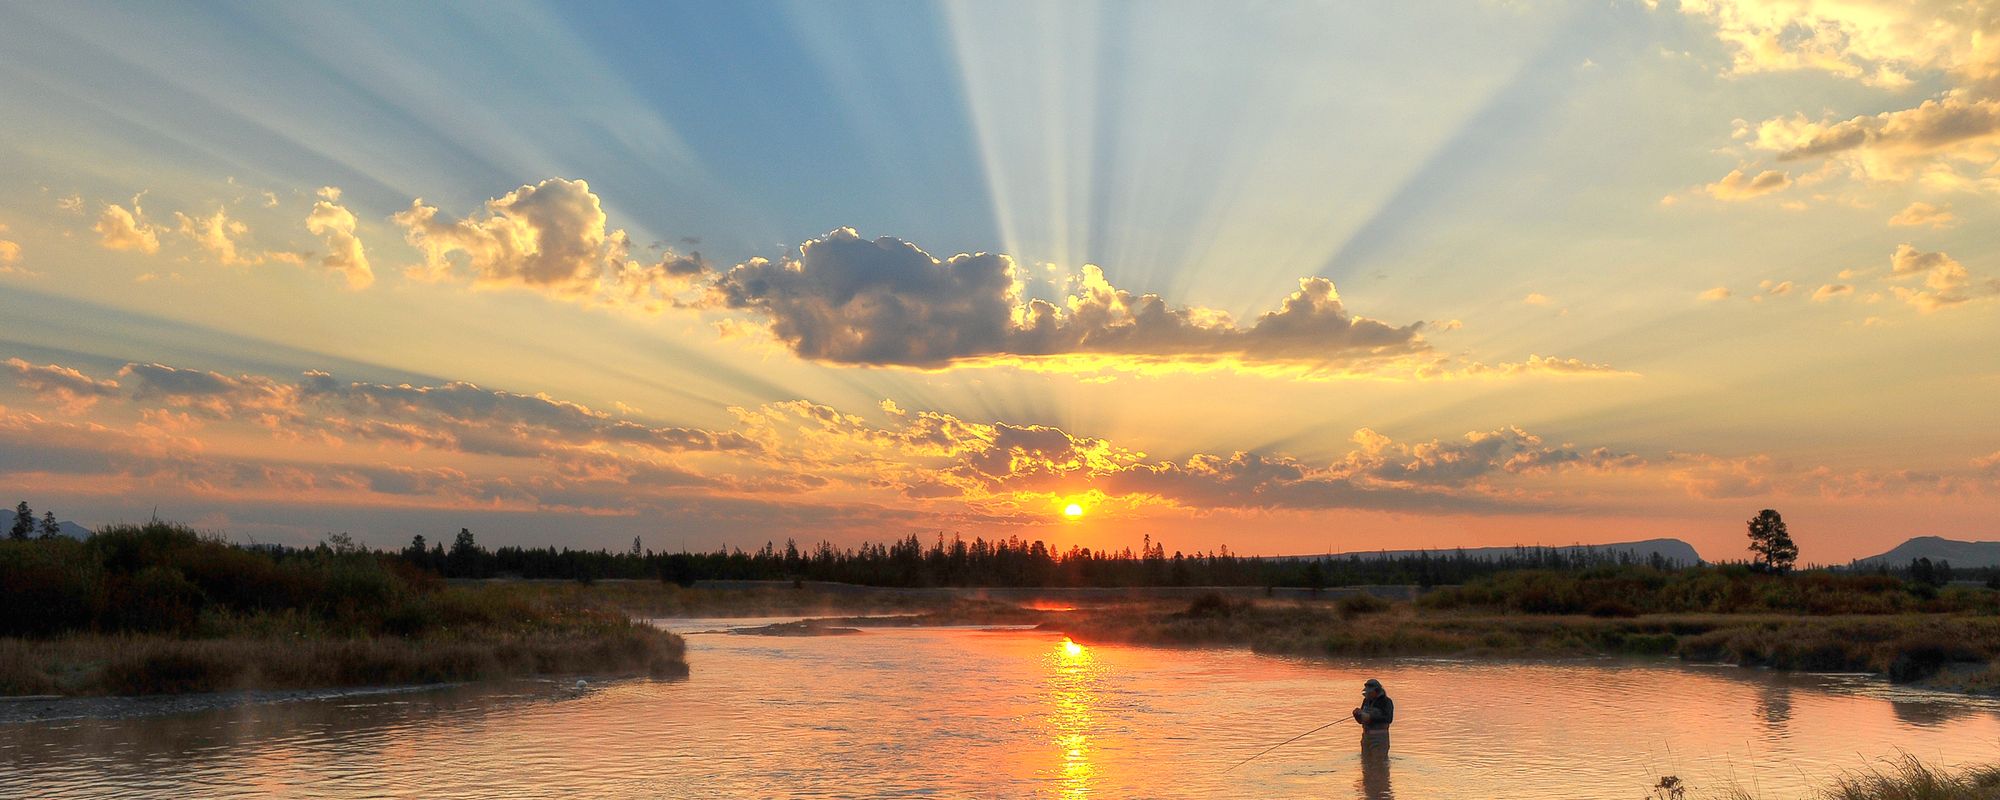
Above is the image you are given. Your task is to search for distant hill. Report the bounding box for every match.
[1853,536,2000,569]
[1279,538,1704,566]
[2,518,92,540]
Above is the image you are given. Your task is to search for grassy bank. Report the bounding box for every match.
[1802,758,2000,800]
[487,579,969,619]
[1678,756,2000,799]
[1048,592,2000,693]
[0,523,686,696]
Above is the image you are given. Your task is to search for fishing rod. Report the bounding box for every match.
[1220,716,1351,774]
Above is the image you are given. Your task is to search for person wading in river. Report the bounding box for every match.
[1352,679,1394,731]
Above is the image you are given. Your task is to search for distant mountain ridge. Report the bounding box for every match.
[1853,536,2000,569]
[1277,537,1704,566]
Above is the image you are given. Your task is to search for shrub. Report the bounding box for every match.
[1588,600,1640,618]
[1337,592,1391,619]
[105,566,207,634]
[0,538,99,636]
[1183,592,1241,619]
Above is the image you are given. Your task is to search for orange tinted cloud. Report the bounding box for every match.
[8,357,1994,544]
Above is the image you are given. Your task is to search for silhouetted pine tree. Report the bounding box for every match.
[8,501,31,540]
[1746,509,1798,573]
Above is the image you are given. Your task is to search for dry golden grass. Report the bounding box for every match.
[0,626,686,696]
[1049,595,2000,691]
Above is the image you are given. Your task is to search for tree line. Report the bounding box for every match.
[382,527,1704,588]
[10,502,1987,590]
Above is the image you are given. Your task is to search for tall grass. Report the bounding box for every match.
[1814,757,2000,800]
[1052,595,2000,689]
[1700,756,2000,799]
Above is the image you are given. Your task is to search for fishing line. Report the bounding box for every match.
[1220,716,1351,774]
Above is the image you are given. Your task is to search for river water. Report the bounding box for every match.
[4,618,1998,798]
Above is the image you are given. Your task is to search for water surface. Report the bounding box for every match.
[5,619,1998,798]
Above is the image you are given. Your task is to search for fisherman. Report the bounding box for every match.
[1352,678,1393,730]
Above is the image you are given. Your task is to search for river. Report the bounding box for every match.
[4,618,1998,798]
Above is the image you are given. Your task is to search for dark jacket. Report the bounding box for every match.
[1355,693,1394,729]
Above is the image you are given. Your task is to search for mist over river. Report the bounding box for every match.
[4,619,1997,798]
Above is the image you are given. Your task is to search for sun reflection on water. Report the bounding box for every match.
[1045,637,1100,798]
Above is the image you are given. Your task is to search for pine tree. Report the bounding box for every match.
[8,502,31,540]
[1745,508,1798,573]
[448,528,481,577]
[38,511,60,540]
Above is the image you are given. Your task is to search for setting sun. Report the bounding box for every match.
[1063,503,1084,519]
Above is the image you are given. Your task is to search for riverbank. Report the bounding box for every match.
[0,523,687,697]
[1042,596,2000,694]
[0,620,686,696]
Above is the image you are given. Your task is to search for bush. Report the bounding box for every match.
[0,539,99,636]
[105,566,207,634]
[1588,600,1641,618]
[1337,592,1392,619]
[1183,592,1242,619]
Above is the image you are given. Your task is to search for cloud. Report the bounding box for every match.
[94,199,160,253]
[1884,243,1998,311]
[306,187,372,289]
[1703,168,1792,200]
[1761,99,2000,177]
[710,228,1429,370]
[396,177,612,291]
[9,354,1997,537]
[4,358,122,413]
[1812,284,1854,301]
[1668,1,2000,192]
[395,177,703,311]
[106,362,763,464]
[1888,201,1957,228]
[1669,451,1985,500]
[174,206,262,266]
[1337,426,1644,487]
[390,182,1605,379]
[1663,0,2000,89]
[1758,279,1795,298]
[1699,286,1732,301]
[1455,355,1632,378]
[1977,451,2000,477]
[1889,244,1962,284]
[735,400,1643,515]
[0,235,20,275]
[1523,292,1554,306]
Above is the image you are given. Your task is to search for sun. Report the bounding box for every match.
[1063,502,1084,518]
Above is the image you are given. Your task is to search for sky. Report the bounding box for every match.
[2,0,1997,563]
